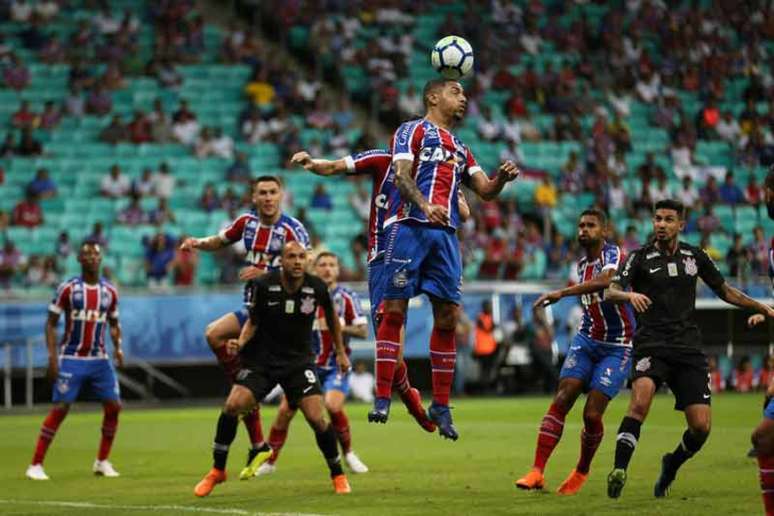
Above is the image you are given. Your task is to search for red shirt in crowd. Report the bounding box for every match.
[12,199,43,227]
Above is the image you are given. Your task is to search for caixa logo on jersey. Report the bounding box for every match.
[419,146,455,163]
[71,309,108,323]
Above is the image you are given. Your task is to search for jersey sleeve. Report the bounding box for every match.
[343,290,368,326]
[696,248,725,292]
[48,282,70,315]
[601,245,623,272]
[612,249,640,290]
[344,149,390,176]
[391,121,422,162]
[218,214,248,244]
[287,221,311,249]
[464,147,484,178]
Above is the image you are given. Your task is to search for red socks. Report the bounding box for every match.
[97,403,120,461]
[393,360,411,395]
[533,403,567,472]
[375,312,404,399]
[242,406,264,447]
[267,426,288,465]
[758,455,774,515]
[429,327,456,406]
[577,418,604,474]
[32,406,69,465]
[329,410,352,454]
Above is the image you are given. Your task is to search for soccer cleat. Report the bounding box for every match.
[239,444,273,480]
[748,447,758,458]
[93,459,120,477]
[607,468,627,499]
[25,464,49,480]
[332,474,351,494]
[194,468,226,497]
[367,397,391,424]
[256,461,276,476]
[514,468,544,490]
[344,451,369,473]
[427,403,458,441]
[556,468,588,495]
[400,388,437,433]
[654,453,676,498]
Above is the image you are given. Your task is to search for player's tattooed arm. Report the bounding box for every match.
[603,282,652,313]
[44,312,60,382]
[290,151,347,176]
[718,284,774,319]
[394,159,449,225]
[179,235,226,252]
[468,161,520,201]
[108,317,124,368]
[534,269,616,308]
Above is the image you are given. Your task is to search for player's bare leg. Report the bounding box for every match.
[608,377,656,498]
[752,418,774,514]
[298,394,350,493]
[326,389,367,473]
[557,389,609,495]
[93,400,121,477]
[369,299,408,424]
[516,378,583,490]
[258,396,297,476]
[426,298,460,440]
[194,385,256,497]
[654,403,711,497]
[27,401,71,480]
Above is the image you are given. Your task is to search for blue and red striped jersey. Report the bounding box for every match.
[312,285,367,369]
[768,241,773,290]
[576,243,636,346]
[385,118,482,230]
[344,149,393,263]
[49,276,119,359]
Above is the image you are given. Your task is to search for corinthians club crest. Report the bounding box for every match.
[300,296,316,315]
[683,257,697,276]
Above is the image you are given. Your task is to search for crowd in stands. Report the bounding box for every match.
[709,354,774,394]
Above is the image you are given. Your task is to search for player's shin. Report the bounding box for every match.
[577,417,604,474]
[32,406,69,465]
[393,360,411,395]
[667,428,709,471]
[329,410,352,454]
[614,416,642,470]
[97,403,120,461]
[429,327,456,406]
[243,406,265,452]
[533,403,568,472]
[267,425,288,464]
[213,412,239,471]
[314,423,344,477]
[375,312,404,399]
[758,454,774,515]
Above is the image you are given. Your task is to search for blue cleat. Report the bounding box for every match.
[368,397,391,423]
[428,403,458,441]
[653,453,676,498]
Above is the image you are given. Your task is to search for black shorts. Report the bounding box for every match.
[631,345,710,411]
[235,362,322,409]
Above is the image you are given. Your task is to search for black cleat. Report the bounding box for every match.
[654,453,677,498]
[607,468,627,499]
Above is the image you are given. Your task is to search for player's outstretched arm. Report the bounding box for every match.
[108,317,123,368]
[717,284,774,320]
[44,312,60,382]
[468,161,520,201]
[534,269,616,308]
[290,151,347,176]
[180,235,227,252]
[603,282,652,313]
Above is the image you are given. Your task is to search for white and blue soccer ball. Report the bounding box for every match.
[431,35,474,80]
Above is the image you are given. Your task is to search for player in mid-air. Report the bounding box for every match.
[26,241,123,480]
[515,209,635,494]
[369,78,519,440]
[256,251,369,476]
[181,175,309,479]
[194,242,352,496]
[603,199,774,499]
[290,147,470,434]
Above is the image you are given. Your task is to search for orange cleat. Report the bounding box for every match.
[400,388,437,433]
[332,474,351,494]
[514,468,545,490]
[194,468,226,497]
[556,468,588,495]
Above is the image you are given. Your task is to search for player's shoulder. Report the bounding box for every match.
[232,210,257,224]
[677,241,703,257]
[256,270,281,288]
[394,118,425,140]
[305,273,328,291]
[99,277,119,292]
[56,276,80,291]
[335,284,359,300]
[278,212,306,230]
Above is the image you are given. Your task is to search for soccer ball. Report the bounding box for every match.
[431,36,474,80]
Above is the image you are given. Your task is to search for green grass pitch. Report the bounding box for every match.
[0,394,764,515]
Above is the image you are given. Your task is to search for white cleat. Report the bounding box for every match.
[256,462,276,476]
[93,459,120,477]
[345,451,369,474]
[25,464,49,480]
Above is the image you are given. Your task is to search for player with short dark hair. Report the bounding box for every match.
[515,209,635,494]
[370,78,519,440]
[180,176,309,478]
[604,199,774,499]
[194,242,352,497]
[26,242,123,480]
[256,251,370,476]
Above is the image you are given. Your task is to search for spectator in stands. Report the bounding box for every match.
[530,312,558,393]
[64,86,85,117]
[39,101,61,130]
[245,68,275,107]
[718,171,745,206]
[101,63,125,90]
[127,111,152,144]
[225,151,251,182]
[132,168,154,197]
[0,240,24,289]
[154,58,183,89]
[622,225,640,255]
[349,361,375,403]
[759,355,774,394]
[479,228,506,279]
[26,168,56,199]
[746,175,762,207]
[350,181,371,222]
[534,175,557,237]
[708,356,726,393]
[732,356,757,393]
[727,233,750,283]
[697,99,720,139]
[607,175,627,213]
[100,164,130,198]
[700,235,722,261]
[697,205,722,238]
[3,53,29,90]
[649,172,673,203]
[200,183,220,212]
[473,300,499,393]
[1,133,16,157]
[85,83,113,116]
[211,127,234,159]
[12,191,43,227]
[194,127,215,158]
[171,235,198,286]
[306,98,334,130]
[172,100,200,145]
[749,226,769,276]
[545,232,569,279]
[86,222,109,249]
[12,100,38,129]
[39,35,66,64]
[676,175,700,210]
[148,198,176,225]
[152,162,176,199]
[477,106,501,142]
[716,111,741,144]
[16,128,42,156]
[398,84,422,119]
[144,232,175,290]
[117,195,146,225]
[310,183,333,211]
[699,175,721,206]
[99,114,128,144]
[55,231,71,259]
[560,151,584,193]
